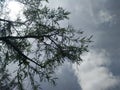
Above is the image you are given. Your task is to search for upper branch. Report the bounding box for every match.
[0,35,50,40]
[0,18,24,24]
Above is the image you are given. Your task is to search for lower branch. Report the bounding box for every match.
[3,39,43,67]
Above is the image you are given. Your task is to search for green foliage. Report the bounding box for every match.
[0,56,17,90]
[0,0,92,90]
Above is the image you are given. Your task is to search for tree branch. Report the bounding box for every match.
[0,36,42,40]
[0,18,24,24]
[0,35,50,40]
[0,33,60,40]
[3,39,43,67]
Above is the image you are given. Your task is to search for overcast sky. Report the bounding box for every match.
[7,0,120,90]
[40,0,120,90]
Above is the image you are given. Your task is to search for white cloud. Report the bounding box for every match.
[73,50,119,90]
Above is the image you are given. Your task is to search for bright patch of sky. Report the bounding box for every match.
[6,0,24,20]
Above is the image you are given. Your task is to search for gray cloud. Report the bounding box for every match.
[73,50,120,90]
[42,0,120,90]
[41,63,81,90]
[91,0,120,78]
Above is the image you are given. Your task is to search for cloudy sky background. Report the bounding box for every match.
[7,0,120,90]
[41,0,120,90]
